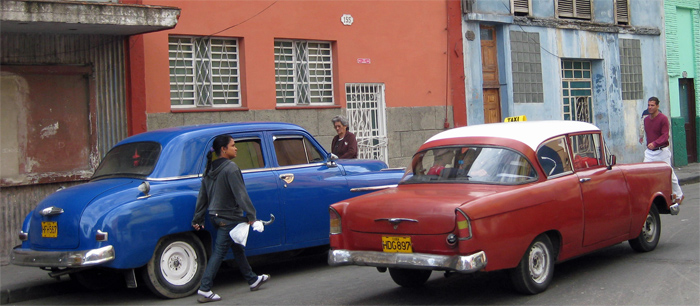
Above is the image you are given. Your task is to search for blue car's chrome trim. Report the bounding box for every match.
[11,245,115,267]
[350,184,398,192]
[328,249,487,273]
[147,174,200,181]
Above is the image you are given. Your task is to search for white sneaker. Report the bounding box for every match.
[197,290,221,303]
[249,274,269,291]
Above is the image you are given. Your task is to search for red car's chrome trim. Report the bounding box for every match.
[328,249,486,273]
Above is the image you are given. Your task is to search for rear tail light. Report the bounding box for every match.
[96,230,108,241]
[329,207,342,234]
[456,208,472,240]
[19,231,28,241]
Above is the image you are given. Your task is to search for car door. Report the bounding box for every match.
[269,132,349,245]
[570,133,631,247]
[205,133,284,250]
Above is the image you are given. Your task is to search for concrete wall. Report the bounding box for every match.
[461,0,667,163]
[147,105,453,169]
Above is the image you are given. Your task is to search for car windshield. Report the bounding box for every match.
[400,146,537,185]
[92,142,161,180]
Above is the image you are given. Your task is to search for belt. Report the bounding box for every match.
[651,146,667,151]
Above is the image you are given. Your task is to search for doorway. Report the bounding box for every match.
[679,79,697,163]
[480,25,501,123]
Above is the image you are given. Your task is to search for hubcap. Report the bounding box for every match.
[642,213,657,243]
[160,241,199,286]
[528,241,550,284]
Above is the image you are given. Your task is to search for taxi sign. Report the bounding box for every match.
[504,115,527,122]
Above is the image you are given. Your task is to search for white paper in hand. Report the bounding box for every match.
[229,223,250,246]
[252,220,264,232]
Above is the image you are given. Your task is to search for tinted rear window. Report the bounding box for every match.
[92,142,161,179]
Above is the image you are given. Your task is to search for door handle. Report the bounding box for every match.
[279,173,294,186]
[579,178,591,183]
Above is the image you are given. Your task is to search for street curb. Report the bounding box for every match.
[679,176,699,186]
[1,280,74,304]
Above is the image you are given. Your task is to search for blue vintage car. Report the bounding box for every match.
[11,122,403,298]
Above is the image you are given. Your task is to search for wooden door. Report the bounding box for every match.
[481,25,501,123]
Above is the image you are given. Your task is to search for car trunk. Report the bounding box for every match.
[27,178,134,249]
[343,184,498,235]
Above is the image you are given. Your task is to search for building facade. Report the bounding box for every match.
[459,0,669,163]
[664,0,699,166]
[133,0,465,168]
[0,0,179,263]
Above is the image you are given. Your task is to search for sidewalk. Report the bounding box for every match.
[2,163,698,304]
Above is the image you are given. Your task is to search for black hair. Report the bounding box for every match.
[648,96,660,105]
[204,134,233,176]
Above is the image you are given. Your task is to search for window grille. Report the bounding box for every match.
[275,40,333,105]
[561,60,592,123]
[510,31,544,103]
[558,0,592,20]
[513,0,530,16]
[345,83,388,163]
[615,0,629,24]
[619,39,643,100]
[169,36,240,108]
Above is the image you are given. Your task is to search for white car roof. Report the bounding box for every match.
[426,120,601,151]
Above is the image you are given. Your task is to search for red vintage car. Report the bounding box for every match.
[328,120,680,294]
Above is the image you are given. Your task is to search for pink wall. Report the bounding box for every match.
[136,0,451,114]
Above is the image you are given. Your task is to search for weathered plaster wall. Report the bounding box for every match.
[460,0,667,163]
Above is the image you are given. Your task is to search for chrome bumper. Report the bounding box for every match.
[669,203,680,215]
[328,249,487,273]
[11,245,115,267]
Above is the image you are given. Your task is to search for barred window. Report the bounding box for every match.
[510,31,543,103]
[275,40,333,105]
[619,39,643,100]
[169,36,240,108]
[558,0,592,20]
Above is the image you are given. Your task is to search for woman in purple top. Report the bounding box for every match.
[331,115,358,159]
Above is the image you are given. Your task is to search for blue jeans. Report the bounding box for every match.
[199,216,257,292]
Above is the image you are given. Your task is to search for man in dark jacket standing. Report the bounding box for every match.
[192,135,269,303]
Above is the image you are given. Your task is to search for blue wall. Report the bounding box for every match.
[462,0,667,163]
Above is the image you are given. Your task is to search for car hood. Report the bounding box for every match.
[28,178,135,249]
[342,184,499,235]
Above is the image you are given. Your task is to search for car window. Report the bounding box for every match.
[401,146,536,185]
[273,136,323,166]
[570,133,603,171]
[206,137,265,171]
[232,139,264,170]
[537,137,572,177]
[92,142,161,179]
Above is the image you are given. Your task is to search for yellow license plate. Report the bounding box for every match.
[382,236,412,253]
[42,221,57,238]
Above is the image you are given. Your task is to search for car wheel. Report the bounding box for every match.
[629,205,660,252]
[142,233,206,299]
[509,234,555,295]
[388,268,432,288]
[69,268,123,290]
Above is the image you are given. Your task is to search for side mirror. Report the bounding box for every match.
[326,153,339,168]
[607,155,616,170]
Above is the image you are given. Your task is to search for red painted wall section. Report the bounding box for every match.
[134,0,452,114]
